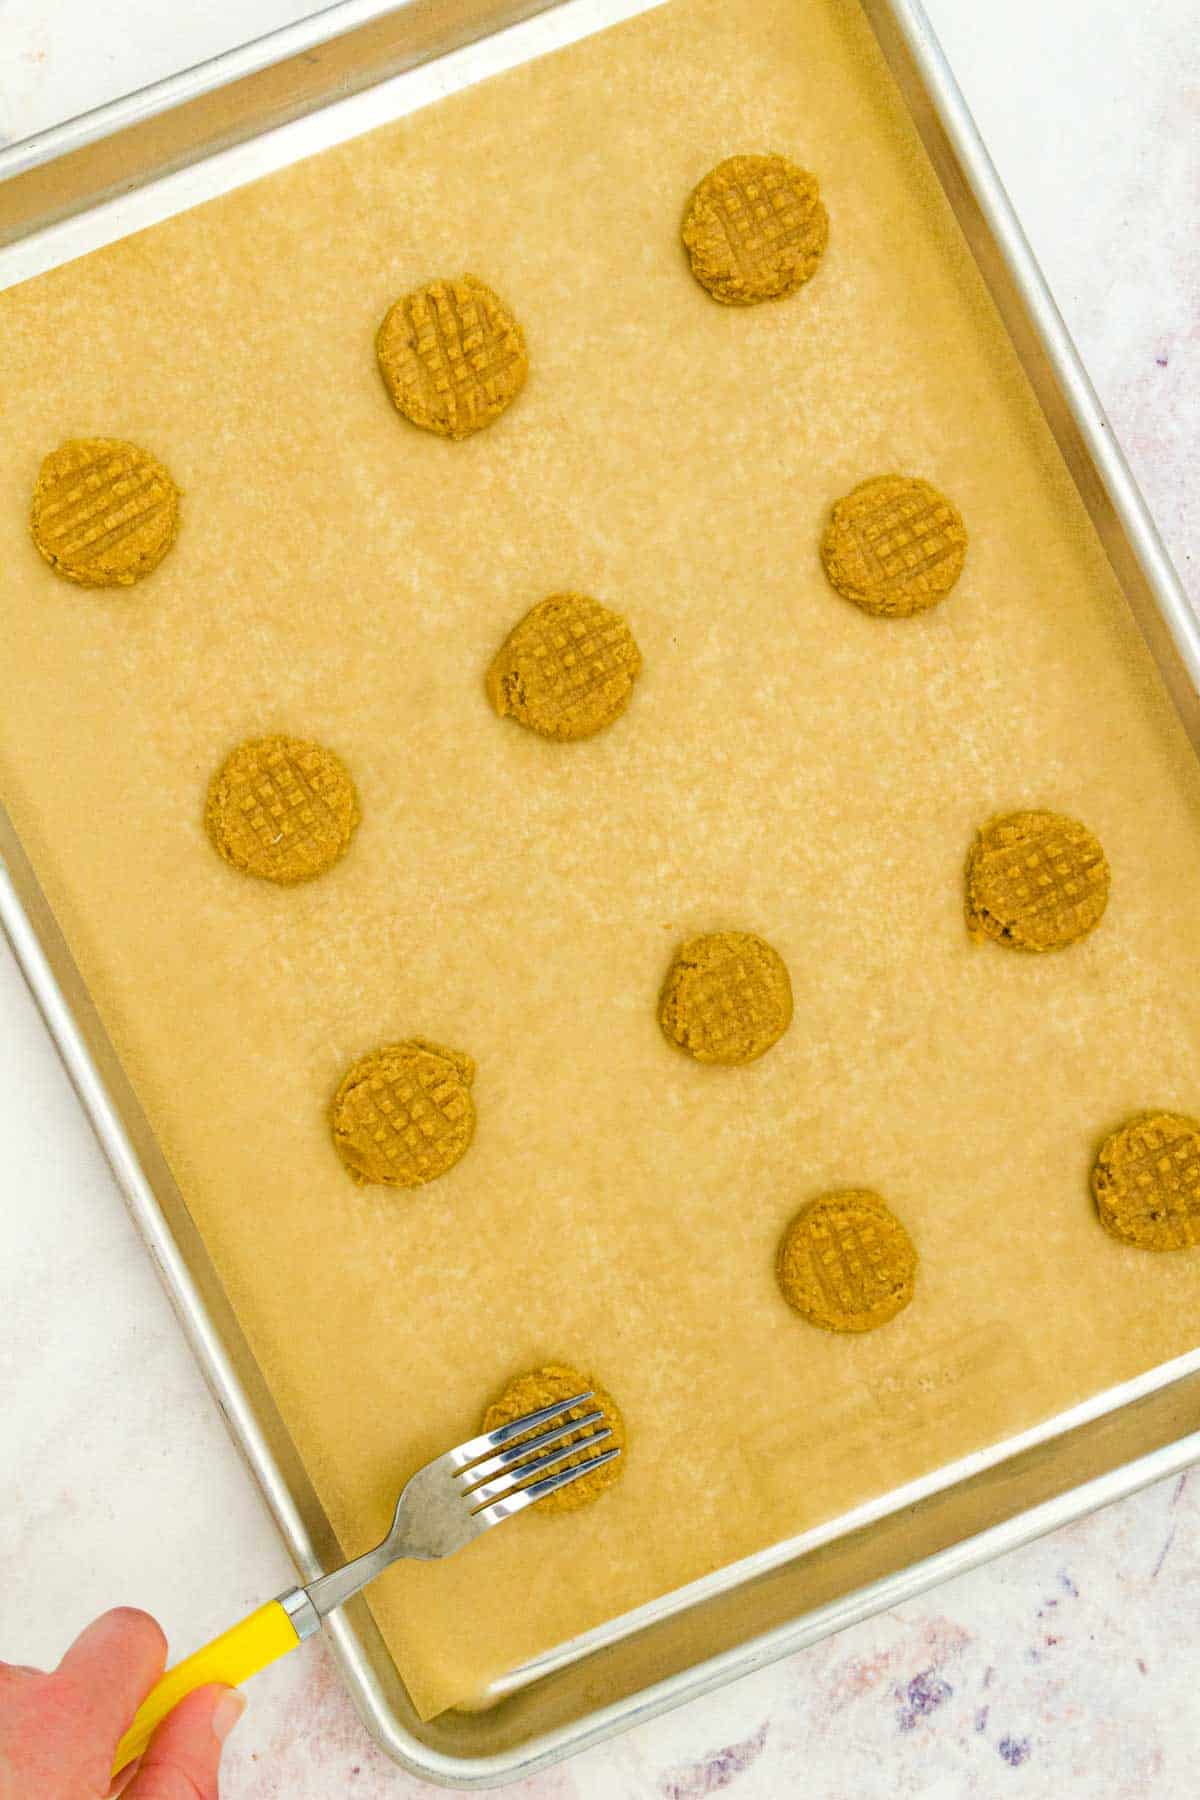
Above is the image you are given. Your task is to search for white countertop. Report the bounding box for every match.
[1,3,1198,1795]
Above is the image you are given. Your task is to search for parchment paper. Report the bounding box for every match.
[3,0,1200,1721]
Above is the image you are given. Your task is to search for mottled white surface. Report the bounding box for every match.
[0,2,1197,1794]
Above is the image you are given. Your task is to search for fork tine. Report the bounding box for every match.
[472,1447,622,1530]
[466,1427,613,1507]
[446,1390,594,1471]
[457,1410,604,1487]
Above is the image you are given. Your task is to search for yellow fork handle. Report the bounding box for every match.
[112,1599,301,1777]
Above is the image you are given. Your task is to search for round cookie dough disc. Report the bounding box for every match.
[331,1038,476,1190]
[486,593,642,741]
[31,437,180,588]
[376,274,528,440]
[777,1190,917,1332]
[682,153,828,306]
[1092,1112,1200,1251]
[481,1363,626,1514]
[658,931,793,1065]
[204,736,360,886]
[820,474,967,617]
[965,810,1110,952]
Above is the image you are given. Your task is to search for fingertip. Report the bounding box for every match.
[107,1751,143,1797]
[128,1681,244,1798]
[109,1608,168,1661]
[55,1607,169,1779]
[58,1607,167,1687]
[210,1686,246,1745]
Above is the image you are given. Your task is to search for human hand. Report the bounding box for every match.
[0,1607,244,1799]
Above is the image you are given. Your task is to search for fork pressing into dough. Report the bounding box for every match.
[113,1387,617,1777]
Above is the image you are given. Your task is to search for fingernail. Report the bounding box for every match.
[212,1689,246,1745]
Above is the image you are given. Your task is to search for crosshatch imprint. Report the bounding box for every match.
[966,811,1109,952]
[204,737,360,885]
[777,1192,917,1332]
[331,1040,476,1189]
[487,593,642,740]
[683,153,828,305]
[821,474,967,617]
[1093,1113,1200,1251]
[31,437,179,587]
[376,275,528,439]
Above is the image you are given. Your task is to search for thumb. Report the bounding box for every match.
[123,1683,245,1800]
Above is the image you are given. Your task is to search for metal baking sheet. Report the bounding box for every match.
[3,0,1200,1786]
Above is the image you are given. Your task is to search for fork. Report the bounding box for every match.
[112,1389,617,1777]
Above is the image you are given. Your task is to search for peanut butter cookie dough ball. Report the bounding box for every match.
[331,1038,475,1189]
[204,736,360,886]
[965,810,1109,952]
[31,437,179,588]
[777,1191,917,1332]
[820,474,967,617]
[1092,1112,1200,1251]
[376,274,528,440]
[481,1363,626,1514]
[659,931,792,1066]
[487,593,642,741]
[682,153,828,306]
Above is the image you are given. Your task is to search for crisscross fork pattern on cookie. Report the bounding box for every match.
[980,820,1106,938]
[686,945,780,1056]
[712,162,820,282]
[353,1061,473,1185]
[406,283,523,431]
[236,746,345,879]
[37,445,173,564]
[805,1206,896,1316]
[523,603,635,728]
[851,484,962,589]
[1113,1118,1200,1248]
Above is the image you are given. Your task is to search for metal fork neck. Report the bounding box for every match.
[300,1532,415,1623]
